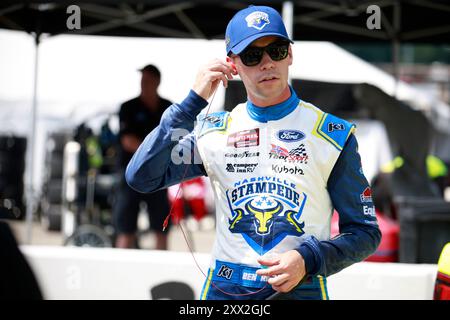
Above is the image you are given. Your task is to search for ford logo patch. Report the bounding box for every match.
[277,130,305,142]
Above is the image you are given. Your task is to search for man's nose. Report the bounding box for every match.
[259,51,275,70]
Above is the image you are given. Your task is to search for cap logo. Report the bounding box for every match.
[245,11,270,30]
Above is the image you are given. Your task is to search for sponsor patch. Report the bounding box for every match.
[217,265,233,280]
[224,151,260,158]
[227,128,260,148]
[203,115,222,125]
[269,143,308,163]
[270,144,289,157]
[327,123,345,132]
[226,163,258,173]
[196,111,229,137]
[277,130,305,142]
[242,272,257,281]
[272,164,304,176]
[360,187,373,203]
[363,205,376,217]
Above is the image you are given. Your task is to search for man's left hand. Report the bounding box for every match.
[256,250,306,293]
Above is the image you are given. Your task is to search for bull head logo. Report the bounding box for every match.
[245,198,282,235]
[229,208,243,230]
[226,190,307,254]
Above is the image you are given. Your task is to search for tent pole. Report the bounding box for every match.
[282,1,294,39]
[392,0,401,98]
[25,33,40,244]
[392,38,400,97]
[282,1,294,85]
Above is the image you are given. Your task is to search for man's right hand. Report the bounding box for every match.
[121,134,142,153]
[192,59,237,100]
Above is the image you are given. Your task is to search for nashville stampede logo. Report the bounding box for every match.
[226,177,307,254]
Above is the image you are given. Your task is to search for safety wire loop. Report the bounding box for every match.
[162,87,270,298]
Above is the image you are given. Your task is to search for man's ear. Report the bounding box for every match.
[226,56,238,74]
[226,56,235,66]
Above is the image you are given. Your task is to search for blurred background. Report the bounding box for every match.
[0,0,449,300]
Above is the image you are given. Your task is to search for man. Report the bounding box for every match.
[114,64,172,250]
[126,6,381,299]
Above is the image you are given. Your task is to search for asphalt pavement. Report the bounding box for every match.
[5,216,216,253]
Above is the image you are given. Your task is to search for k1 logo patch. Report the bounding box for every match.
[217,265,234,280]
[327,123,345,132]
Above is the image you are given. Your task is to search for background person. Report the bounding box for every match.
[114,64,172,250]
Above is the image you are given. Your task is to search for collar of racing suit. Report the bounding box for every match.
[246,86,300,123]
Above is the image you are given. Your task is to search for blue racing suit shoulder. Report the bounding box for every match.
[316,113,356,151]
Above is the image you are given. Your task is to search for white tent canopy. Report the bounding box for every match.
[1,30,448,127]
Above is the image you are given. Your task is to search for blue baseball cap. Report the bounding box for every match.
[225,6,293,55]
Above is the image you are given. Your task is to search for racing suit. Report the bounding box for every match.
[126,87,381,300]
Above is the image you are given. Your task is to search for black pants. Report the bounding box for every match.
[113,179,170,234]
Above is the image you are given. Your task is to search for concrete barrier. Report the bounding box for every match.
[21,246,210,300]
[21,245,437,300]
[327,261,437,300]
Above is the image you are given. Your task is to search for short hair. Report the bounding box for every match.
[139,64,161,79]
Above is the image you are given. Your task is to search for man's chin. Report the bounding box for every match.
[257,83,284,98]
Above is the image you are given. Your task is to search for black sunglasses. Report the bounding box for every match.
[237,40,290,67]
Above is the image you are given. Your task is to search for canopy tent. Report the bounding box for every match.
[1,0,449,243]
[1,1,449,42]
[2,0,449,79]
